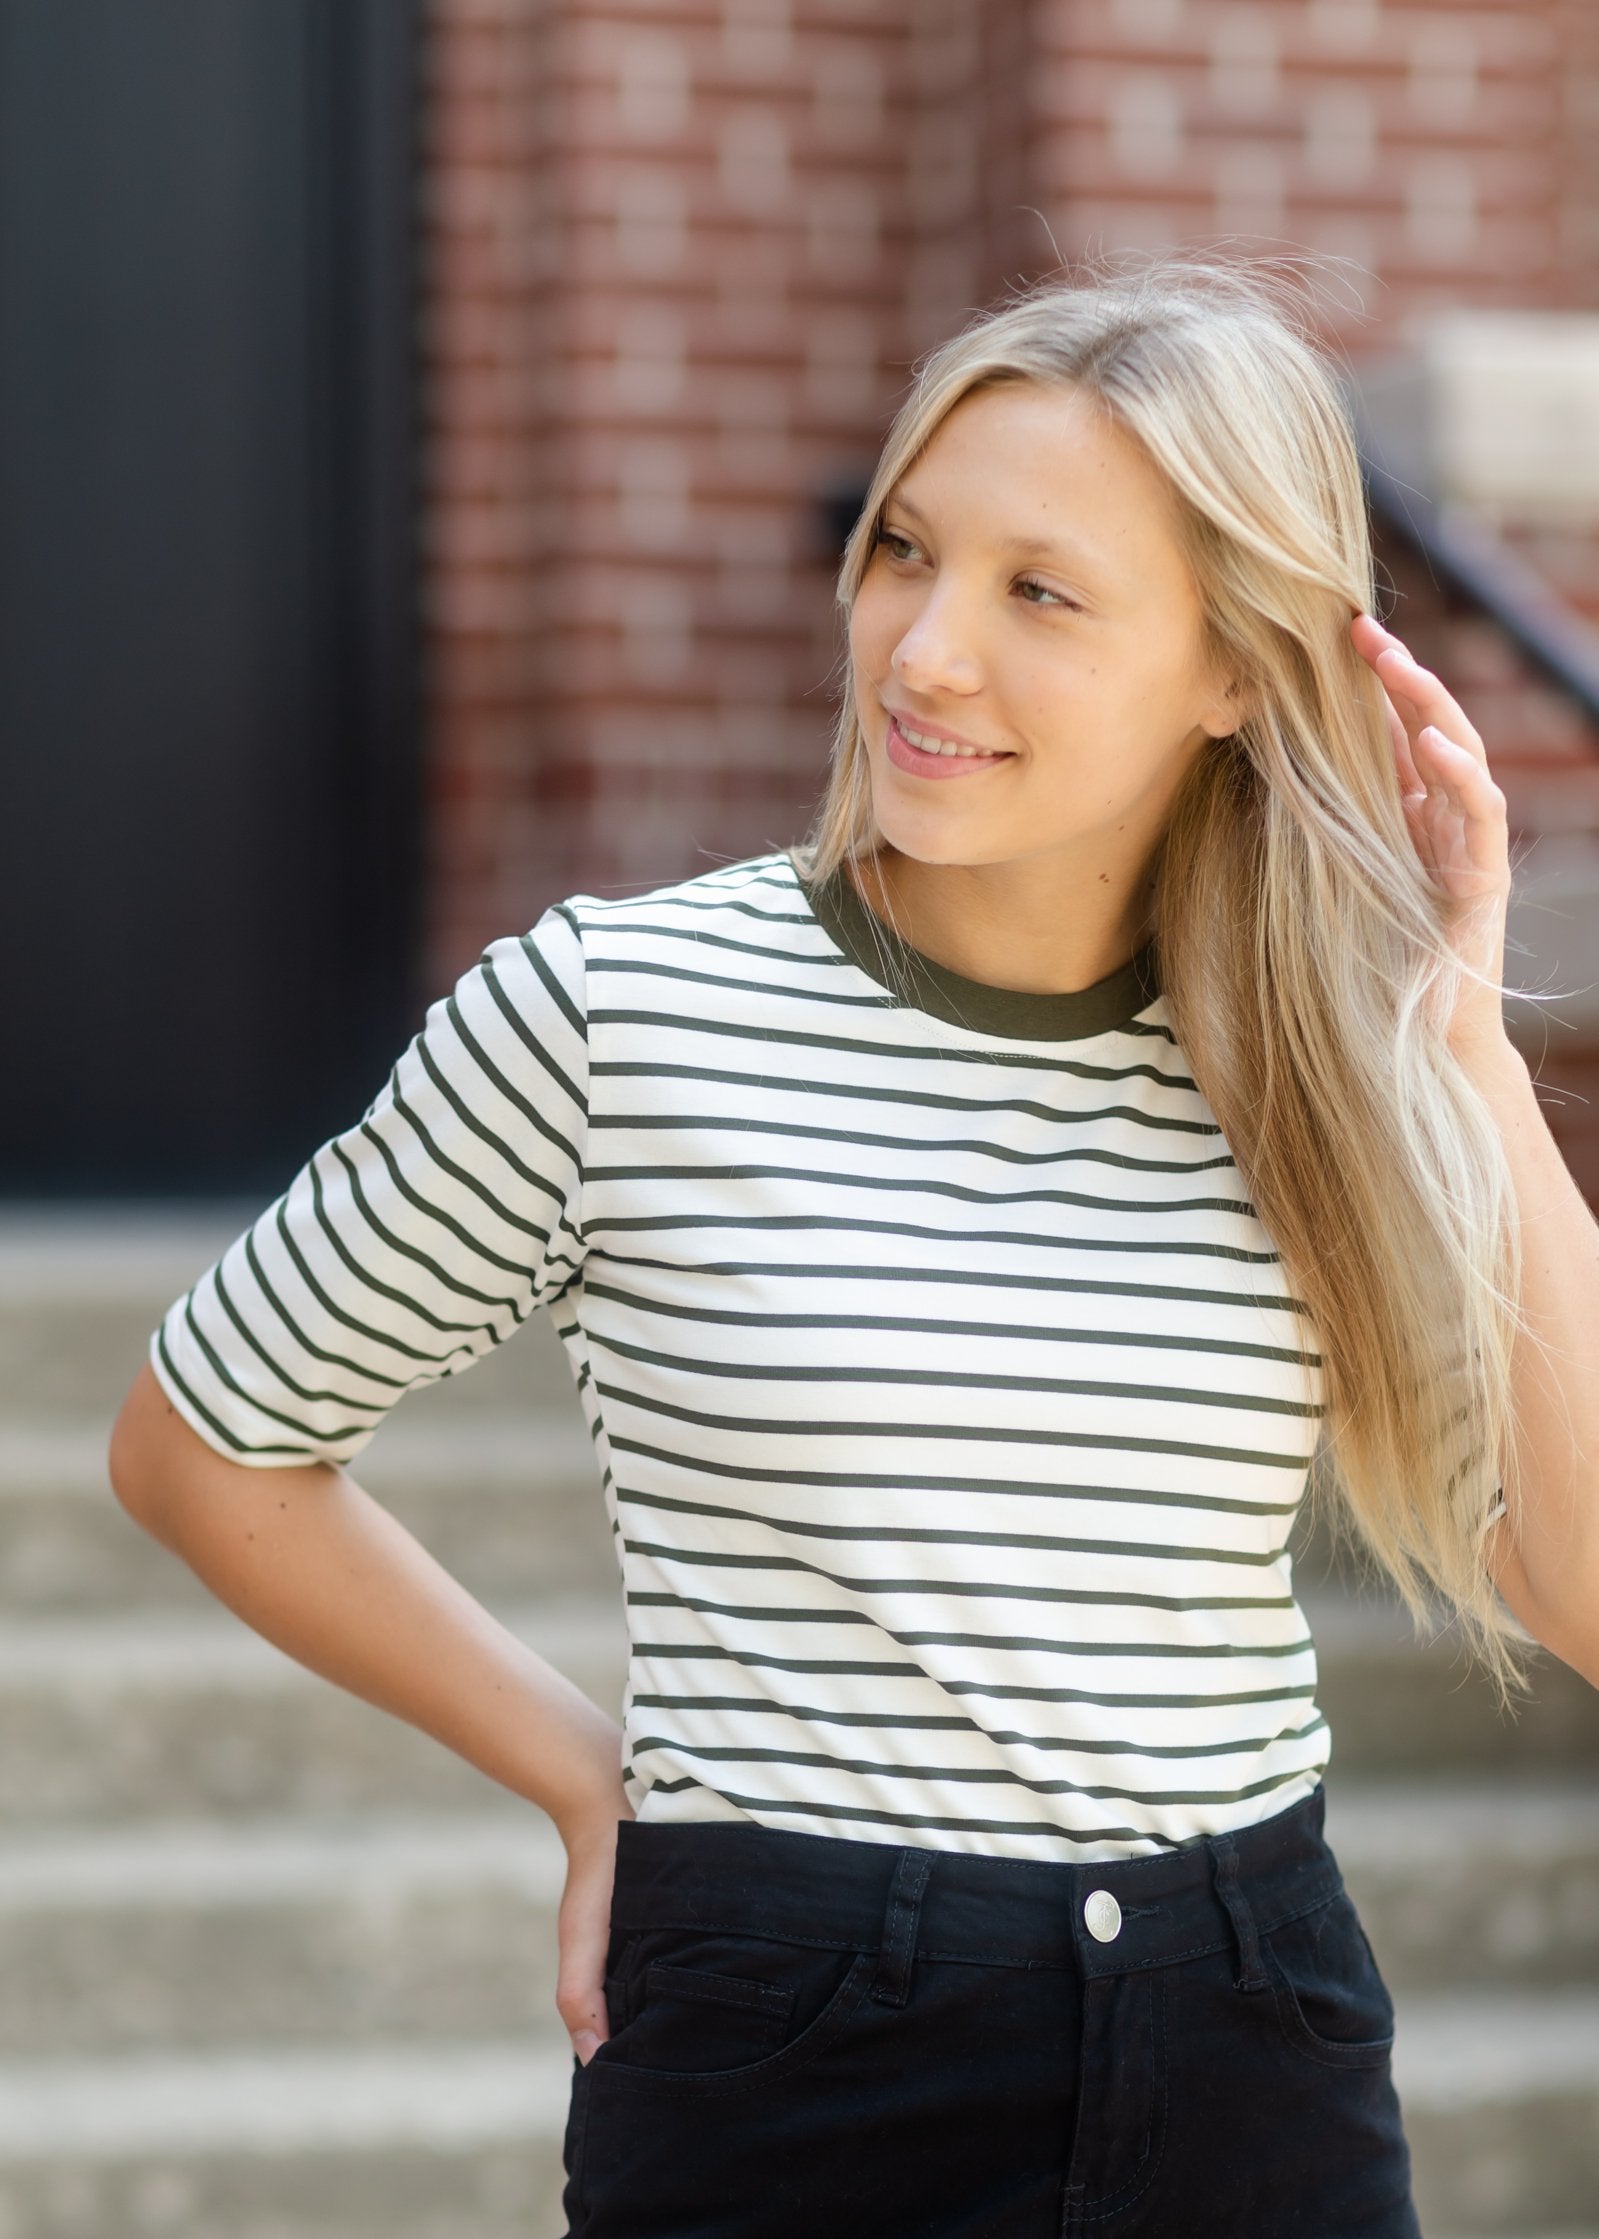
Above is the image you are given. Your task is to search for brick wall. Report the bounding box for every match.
[1037,0,1599,343]
[419,0,1599,987]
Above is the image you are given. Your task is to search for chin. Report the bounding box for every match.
[873,824,1010,871]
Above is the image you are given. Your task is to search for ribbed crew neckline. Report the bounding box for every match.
[796,855,1161,1043]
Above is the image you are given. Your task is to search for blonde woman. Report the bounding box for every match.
[110,255,1599,2236]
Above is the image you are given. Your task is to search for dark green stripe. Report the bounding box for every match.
[601,1387,1321,1462]
[242,1229,410,1393]
[589,1014,1193,1094]
[580,1273,1312,1332]
[180,1292,380,1447]
[634,1622,1313,1661]
[627,1559,1293,1605]
[389,1082,556,1248]
[593,1329,1317,1413]
[590,1111,1239,1185]
[308,1154,502,1339]
[211,1259,388,1416]
[580,920,851,970]
[518,925,587,1042]
[631,1640,1320,1707]
[591,1059,1213,1134]
[445,995,584,1170]
[272,1193,455,1368]
[628,1735,1318,1810]
[589,1143,1237,1185]
[609,1437,1308,1510]
[631,1693,1328,1759]
[153,1325,317,1461]
[481,954,585,1105]
[586,955,893,1012]
[630,1776,1188,1845]
[414,1035,578,1203]
[584,887,813,930]
[613,1495,1298,1567]
[353,1120,545,1286]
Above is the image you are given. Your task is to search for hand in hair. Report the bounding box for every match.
[1350,612,1513,1065]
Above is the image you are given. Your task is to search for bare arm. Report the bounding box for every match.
[109,1359,630,2062]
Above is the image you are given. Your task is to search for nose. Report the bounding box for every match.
[890,581,983,698]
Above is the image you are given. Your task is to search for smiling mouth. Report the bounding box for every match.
[883,714,1015,784]
[887,713,1011,761]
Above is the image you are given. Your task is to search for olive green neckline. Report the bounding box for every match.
[796,859,1161,1043]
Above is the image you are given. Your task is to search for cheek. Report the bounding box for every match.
[847,585,895,682]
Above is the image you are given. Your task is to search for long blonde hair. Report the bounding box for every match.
[793,250,1544,1697]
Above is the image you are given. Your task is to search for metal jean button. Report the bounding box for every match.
[1084,1888,1123,1943]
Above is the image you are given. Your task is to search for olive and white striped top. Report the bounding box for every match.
[151,849,1332,1863]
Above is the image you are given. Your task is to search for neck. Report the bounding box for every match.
[849,848,1156,997]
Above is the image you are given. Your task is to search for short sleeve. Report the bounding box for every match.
[150,903,588,1467]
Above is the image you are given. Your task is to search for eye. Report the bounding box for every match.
[872,525,924,563]
[1015,575,1081,613]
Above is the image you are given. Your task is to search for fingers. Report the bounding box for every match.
[555,1902,611,2066]
[1350,615,1485,768]
[556,1812,626,2066]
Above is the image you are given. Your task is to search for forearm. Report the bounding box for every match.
[1464,1038,1599,1679]
[109,1361,625,1838]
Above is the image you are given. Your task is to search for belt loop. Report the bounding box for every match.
[1210,1833,1269,1993]
[870,1846,932,2008]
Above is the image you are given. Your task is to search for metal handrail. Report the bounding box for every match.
[1362,454,1599,726]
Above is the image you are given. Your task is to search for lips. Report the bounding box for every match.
[883,713,1014,782]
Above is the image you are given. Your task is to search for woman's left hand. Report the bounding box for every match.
[1350,612,1513,1063]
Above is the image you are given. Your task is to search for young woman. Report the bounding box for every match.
[110,254,1599,2236]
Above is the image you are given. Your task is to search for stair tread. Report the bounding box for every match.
[1324,1777,1599,1854]
[0,1414,595,1497]
[0,1809,566,1909]
[0,1594,626,1687]
[1395,1989,1599,2107]
[0,2039,573,2160]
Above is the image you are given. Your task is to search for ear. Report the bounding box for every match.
[1200,671,1249,740]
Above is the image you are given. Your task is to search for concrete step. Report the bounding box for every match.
[1397,1992,1599,2234]
[1325,1779,1599,1994]
[1,1596,629,1826]
[0,1412,615,1615]
[0,2040,573,2239]
[1308,1592,1599,1773]
[0,1811,570,2059]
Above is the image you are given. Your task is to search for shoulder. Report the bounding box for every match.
[555,850,807,942]
[552,850,829,973]
[536,848,857,1037]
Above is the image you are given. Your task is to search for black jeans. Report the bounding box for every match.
[559,1782,1419,2237]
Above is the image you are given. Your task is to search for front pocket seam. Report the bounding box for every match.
[590,1949,876,2099]
[1264,1942,1395,2071]
[642,1961,795,2020]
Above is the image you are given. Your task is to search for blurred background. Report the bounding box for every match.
[2,2,1598,2234]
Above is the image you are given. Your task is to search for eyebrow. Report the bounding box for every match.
[885,484,1110,579]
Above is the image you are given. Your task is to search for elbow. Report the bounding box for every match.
[108,1360,183,1539]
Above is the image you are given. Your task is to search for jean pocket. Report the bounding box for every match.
[1261,1888,1396,2070]
[592,1927,874,2096]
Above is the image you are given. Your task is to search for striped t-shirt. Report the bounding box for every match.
[151,849,1331,1863]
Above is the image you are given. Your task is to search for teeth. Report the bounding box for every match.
[897,720,1003,759]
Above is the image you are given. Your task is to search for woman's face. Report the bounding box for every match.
[847,379,1238,886]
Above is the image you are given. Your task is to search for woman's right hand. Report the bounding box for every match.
[556,1784,634,2065]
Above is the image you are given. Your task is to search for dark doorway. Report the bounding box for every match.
[0,0,421,1195]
